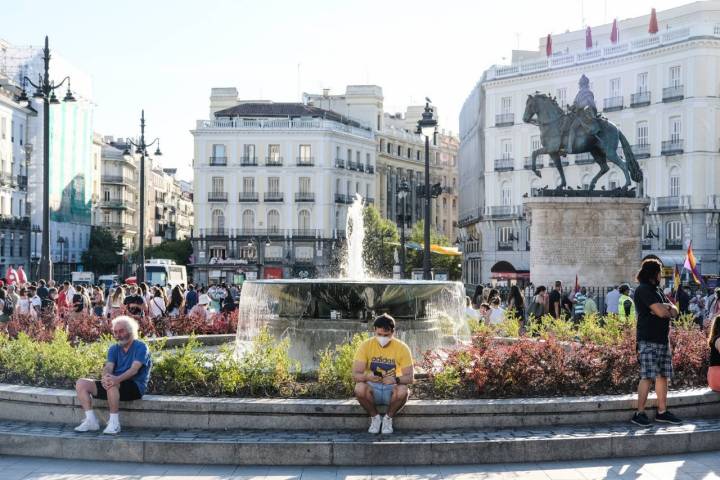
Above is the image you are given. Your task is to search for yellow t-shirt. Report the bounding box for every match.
[354,337,413,378]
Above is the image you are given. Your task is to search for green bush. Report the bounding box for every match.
[151,336,211,395]
[233,327,299,395]
[317,332,369,396]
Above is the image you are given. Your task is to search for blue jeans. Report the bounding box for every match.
[368,382,394,405]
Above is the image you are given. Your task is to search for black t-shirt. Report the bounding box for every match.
[634,282,670,344]
[124,295,145,316]
[548,290,562,318]
[710,335,720,367]
[72,294,85,313]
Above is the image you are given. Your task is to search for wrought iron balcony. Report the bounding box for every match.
[357,163,365,172]
[366,165,375,174]
[199,228,228,237]
[523,156,544,169]
[661,139,683,156]
[335,158,345,169]
[295,192,315,202]
[665,239,683,250]
[497,241,514,251]
[347,160,359,171]
[655,196,686,211]
[632,143,651,158]
[488,205,524,219]
[240,156,258,166]
[265,156,283,166]
[494,158,514,171]
[630,91,651,107]
[100,199,135,210]
[292,229,317,238]
[209,156,227,166]
[495,113,514,127]
[662,85,684,102]
[296,157,314,167]
[574,152,594,164]
[208,192,228,202]
[102,175,135,184]
[335,193,349,204]
[603,96,624,112]
[238,192,259,202]
[264,192,284,202]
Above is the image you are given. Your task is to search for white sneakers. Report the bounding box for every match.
[103,422,121,435]
[73,418,100,432]
[368,414,382,434]
[381,414,393,434]
[368,414,394,434]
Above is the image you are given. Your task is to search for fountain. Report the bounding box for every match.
[236,195,469,370]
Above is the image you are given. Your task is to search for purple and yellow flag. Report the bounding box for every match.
[683,241,704,286]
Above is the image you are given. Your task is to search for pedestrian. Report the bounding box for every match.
[618,284,636,322]
[464,296,480,324]
[527,286,548,319]
[488,297,505,325]
[184,284,198,314]
[573,287,587,322]
[706,288,720,324]
[708,314,720,392]
[107,287,125,317]
[189,294,211,324]
[507,285,525,321]
[16,288,35,317]
[583,289,598,316]
[631,258,682,427]
[472,285,484,308]
[606,285,620,315]
[167,286,185,318]
[549,281,563,319]
[676,285,690,315]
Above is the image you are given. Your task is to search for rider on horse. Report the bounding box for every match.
[567,74,600,153]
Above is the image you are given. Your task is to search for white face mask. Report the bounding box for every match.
[376,335,391,347]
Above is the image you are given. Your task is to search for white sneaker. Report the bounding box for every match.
[74,418,100,432]
[368,415,382,434]
[381,415,393,434]
[103,422,121,435]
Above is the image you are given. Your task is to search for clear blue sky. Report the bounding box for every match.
[3,0,690,180]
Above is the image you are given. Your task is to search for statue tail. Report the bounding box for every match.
[619,131,643,182]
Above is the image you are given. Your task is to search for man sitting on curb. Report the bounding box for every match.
[74,316,152,434]
[353,313,414,434]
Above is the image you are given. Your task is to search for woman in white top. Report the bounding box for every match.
[148,288,167,320]
[15,288,35,317]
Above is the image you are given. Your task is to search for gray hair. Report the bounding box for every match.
[111,315,139,339]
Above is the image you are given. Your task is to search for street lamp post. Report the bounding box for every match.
[416,100,437,280]
[397,179,410,278]
[17,36,76,282]
[123,110,162,284]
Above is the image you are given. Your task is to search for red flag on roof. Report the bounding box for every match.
[546,34,552,56]
[610,19,619,44]
[649,8,659,34]
[585,26,593,49]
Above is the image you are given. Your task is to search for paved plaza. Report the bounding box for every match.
[0,451,719,480]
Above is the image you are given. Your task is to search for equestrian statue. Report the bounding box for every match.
[523,74,643,191]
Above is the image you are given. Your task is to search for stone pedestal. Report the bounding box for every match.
[524,197,649,288]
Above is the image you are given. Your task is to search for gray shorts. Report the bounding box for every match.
[638,341,673,379]
[368,382,394,405]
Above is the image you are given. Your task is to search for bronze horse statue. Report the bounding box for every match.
[523,93,642,190]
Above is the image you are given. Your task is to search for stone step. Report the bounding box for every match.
[1,418,719,466]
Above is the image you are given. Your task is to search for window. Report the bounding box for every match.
[365,183,370,199]
[636,121,649,145]
[346,180,351,196]
[416,151,420,161]
[556,88,567,108]
[267,210,280,233]
[637,72,648,93]
[269,144,280,160]
[103,190,110,201]
[498,226,513,242]
[407,148,411,158]
[500,139,512,160]
[397,145,402,156]
[298,210,311,229]
[335,178,341,195]
[212,144,225,158]
[209,247,226,260]
[500,96,512,114]
[386,143,391,154]
[669,65,681,87]
[268,177,280,194]
[609,78,621,97]
[355,181,360,194]
[242,209,254,230]
[669,116,681,142]
[667,221,682,240]
[299,144,311,160]
[347,148,352,161]
[366,153,371,166]
[243,177,254,193]
[243,144,256,158]
[669,167,680,197]
[0,118,5,139]
[299,177,311,193]
[103,212,110,224]
[211,177,224,193]
[211,209,225,230]
[501,182,512,206]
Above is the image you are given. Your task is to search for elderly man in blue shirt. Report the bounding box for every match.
[74,316,152,434]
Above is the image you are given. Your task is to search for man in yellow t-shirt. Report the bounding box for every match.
[353,313,414,435]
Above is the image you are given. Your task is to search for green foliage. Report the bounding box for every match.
[81,227,123,275]
[405,220,461,280]
[152,336,211,394]
[317,333,369,396]
[135,239,193,266]
[234,328,299,395]
[431,365,462,397]
[361,205,399,277]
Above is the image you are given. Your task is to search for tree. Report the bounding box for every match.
[361,205,399,278]
[405,220,462,280]
[81,227,123,275]
[135,239,193,266]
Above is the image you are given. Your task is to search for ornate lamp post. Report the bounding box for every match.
[123,110,161,284]
[416,100,437,280]
[396,178,410,278]
[17,36,76,282]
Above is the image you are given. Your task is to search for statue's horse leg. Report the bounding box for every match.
[588,147,609,191]
[603,131,631,188]
[531,147,546,178]
[550,153,567,188]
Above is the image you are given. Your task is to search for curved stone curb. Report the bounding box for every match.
[0,383,718,431]
[0,418,719,466]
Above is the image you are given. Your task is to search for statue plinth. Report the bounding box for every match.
[524,197,649,288]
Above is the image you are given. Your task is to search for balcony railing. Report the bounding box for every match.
[523,156,544,169]
[100,199,135,209]
[197,117,373,140]
[295,192,315,202]
[642,239,652,250]
[265,156,283,167]
[366,165,375,174]
[655,196,685,211]
[238,192,259,202]
[497,241,514,251]
[292,229,317,238]
[662,85,684,102]
[574,152,594,165]
[209,156,227,166]
[603,96,624,112]
[103,222,137,231]
[199,228,228,237]
[296,157,314,166]
[630,91,651,107]
[347,160,359,171]
[366,197,375,205]
[632,143,651,159]
[264,192,284,202]
[661,139,684,155]
[208,192,228,202]
[357,163,365,172]
[335,194,350,204]
[334,158,345,169]
[102,175,136,185]
[495,113,514,127]
[494,158,514,171]
[240,156,258,166]
[665,239,683,250]
[488,205,524,219]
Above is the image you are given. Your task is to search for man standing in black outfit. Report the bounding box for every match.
[548,280,563,319]
[631,258,682,426]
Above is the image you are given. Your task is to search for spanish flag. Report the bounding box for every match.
[683,241,704,286]
[672,265,681,293]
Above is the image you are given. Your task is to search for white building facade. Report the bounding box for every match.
[191,88,376,284]
[459,2,720,286]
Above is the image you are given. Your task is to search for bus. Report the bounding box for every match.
[144,259,187,289]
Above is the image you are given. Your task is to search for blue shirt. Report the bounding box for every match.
[107,340,152,395]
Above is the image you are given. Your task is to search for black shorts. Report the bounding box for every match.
[94,380,142,401]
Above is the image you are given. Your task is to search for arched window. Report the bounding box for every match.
[211,209,224,231]
[242,209,254,230]
[669,166,680,197]
[298,209,311,230]
[267,209,280,233]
